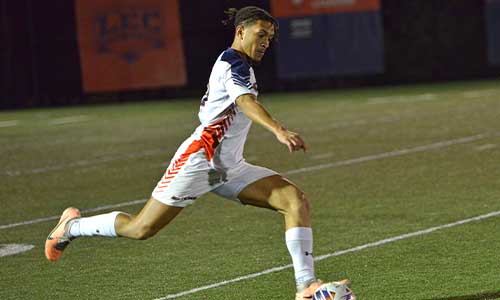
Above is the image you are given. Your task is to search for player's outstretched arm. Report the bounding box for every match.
[236,94,307,152]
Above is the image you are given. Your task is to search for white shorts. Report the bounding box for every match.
[152,148,277,207]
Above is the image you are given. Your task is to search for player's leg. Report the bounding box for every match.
[46,139,216,261]
[96,197,182,240]
[237,174,316,289]
[236,174,355,300]
[45,198,182,261]
[237,174,310,230]
[68,197,182,240]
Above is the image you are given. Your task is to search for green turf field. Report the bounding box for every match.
[1,80,499,300]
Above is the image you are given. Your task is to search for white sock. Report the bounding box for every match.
[286,227,316,291]
[68,211,121,238]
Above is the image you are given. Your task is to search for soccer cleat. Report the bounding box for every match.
[45,207,81,261]
[296,279,356,300]
[296,281,323,300]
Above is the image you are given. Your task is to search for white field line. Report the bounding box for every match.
[155,209,500,300]
[0,199,147,230]
[3,99,497,177]
[461,89,499,99]
[0,120,19,128]
[475,144,497,151]
[0,109,480,178]
[3,148,168,176]
[374,88,500,103]
[367,93,437,104]
[324,110,439,131]
[0,132,496,231]
[284,132,494,176]
[0,244,35,257]
[48,115,89,125]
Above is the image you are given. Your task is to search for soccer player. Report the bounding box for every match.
[45,6,355,300]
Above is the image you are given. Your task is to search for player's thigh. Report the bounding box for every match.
[131,197,183,229]
[237,174,304,211]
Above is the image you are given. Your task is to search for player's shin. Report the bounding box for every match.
[68,211,121,238]
[285,227,316,291]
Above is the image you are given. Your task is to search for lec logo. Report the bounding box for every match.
[96,9,164,63]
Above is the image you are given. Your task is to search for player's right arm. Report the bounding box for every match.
[236,93,307,152]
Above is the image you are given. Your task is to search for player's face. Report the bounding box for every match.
[240,20,275,62]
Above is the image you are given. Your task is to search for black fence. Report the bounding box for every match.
[0,0,498,109]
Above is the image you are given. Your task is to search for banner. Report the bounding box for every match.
[486,0,500,65]
[272,0,384,79]
[76,0,187,92]
[271,0,380,17]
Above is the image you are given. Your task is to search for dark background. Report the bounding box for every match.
[0,0,498,109]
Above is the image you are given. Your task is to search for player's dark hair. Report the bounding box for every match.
[223,6,278,32]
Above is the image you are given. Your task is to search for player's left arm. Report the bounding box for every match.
[235,93,307,152]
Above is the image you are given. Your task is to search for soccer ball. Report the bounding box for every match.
[312,281,356,300]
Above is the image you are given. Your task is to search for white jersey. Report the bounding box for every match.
[152,48,277,207]
[193,47,258,169]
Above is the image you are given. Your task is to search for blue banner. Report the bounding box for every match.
[486,0,500,65]
[274,10,384,79]
[324,11,384,76]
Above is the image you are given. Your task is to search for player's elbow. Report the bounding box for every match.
[235,93,258,108]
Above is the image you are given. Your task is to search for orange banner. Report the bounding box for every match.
[271,0,380,18]
[76,0,186,92]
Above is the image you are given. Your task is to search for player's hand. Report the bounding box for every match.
[275,128,307,153]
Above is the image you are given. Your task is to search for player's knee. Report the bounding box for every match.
[132,223,159,240]
[276,185,309,215]
[294,191,310,215]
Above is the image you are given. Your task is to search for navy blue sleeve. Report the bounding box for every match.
[221,49,253,89]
